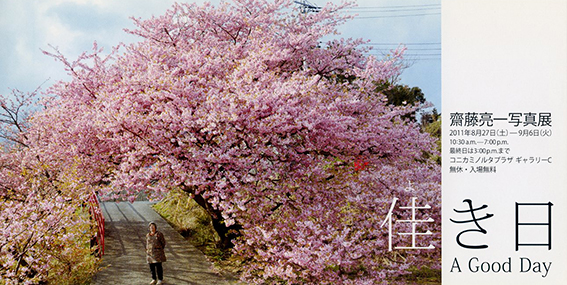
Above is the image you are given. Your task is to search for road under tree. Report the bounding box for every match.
[91,201,240,285]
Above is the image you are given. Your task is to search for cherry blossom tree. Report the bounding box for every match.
[28,0,440,283]
[0,89,99,284]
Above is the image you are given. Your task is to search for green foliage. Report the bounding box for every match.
[375,82,426,107]
[46,208,101,285]
[421,109,441,165]
[399,266,441,284]
[424,118,441,140]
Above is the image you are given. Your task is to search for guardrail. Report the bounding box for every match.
[88,190,105,256]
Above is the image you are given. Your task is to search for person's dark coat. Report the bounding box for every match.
[146,231,166,263]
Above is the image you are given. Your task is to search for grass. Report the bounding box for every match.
[151,190,243,278]
[400,266,441,284]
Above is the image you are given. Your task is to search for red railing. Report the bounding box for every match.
[88,190,105,256]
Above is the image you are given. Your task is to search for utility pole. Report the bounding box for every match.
[294,0,320,13]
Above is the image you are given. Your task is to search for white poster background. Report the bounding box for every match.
[442,0,567,284]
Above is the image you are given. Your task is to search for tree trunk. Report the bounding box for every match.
[182,186,241,250]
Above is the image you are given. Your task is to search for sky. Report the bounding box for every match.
[0,0,441,110]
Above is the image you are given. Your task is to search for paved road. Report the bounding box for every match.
[91,201,241,285]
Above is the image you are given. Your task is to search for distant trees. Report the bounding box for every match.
[376,82,426,107]
[421,109,441,164]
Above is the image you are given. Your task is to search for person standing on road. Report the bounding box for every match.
[146,221,166,285]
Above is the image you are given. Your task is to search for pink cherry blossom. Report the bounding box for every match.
[2,0,440,283]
